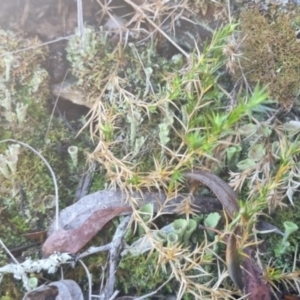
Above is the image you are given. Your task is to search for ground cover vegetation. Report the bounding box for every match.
[0,0,300,299]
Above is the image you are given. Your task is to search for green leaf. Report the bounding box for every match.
[226,146,242,164]
[204,212,221,228]
[167,232,179,247]
[238,123,257,136]
[28,277,38,289]
[172,219,188,242]
[237,158,256,170]
[248,144,266,161]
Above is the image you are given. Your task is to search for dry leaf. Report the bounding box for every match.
[22,230,47,241]
[43,189,223,256]
[23,280,83,300]
[226,233,244,290]
[50,280,84,300]
[23,285,58,300]
[41,171,270,300]
[42,206,128,256]
[183,170,272,300]
[242,248,271,300]
[183,170,239,218]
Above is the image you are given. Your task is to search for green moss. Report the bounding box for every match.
[235,6,300,109]
[263,202,300,272]
[0,274,22,300]
[117,252,172,295]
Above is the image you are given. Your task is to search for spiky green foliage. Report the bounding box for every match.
[65,23,270,197]
[62,21,279,298]
[2,1,300,298]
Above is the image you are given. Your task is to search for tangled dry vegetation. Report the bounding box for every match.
[1,0,300,299]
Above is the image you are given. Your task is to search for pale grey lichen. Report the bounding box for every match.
[64,26,185,166]
[0,29,49,127]
[0,253,72,291]
[27,68,49,96]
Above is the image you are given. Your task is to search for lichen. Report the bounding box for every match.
[65,27,188,175]
[0,30,98,298]
[0,29,50,130]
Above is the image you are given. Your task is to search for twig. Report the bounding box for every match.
[76,216,131,298]
[227,0,232,24]
[0,253,72,291]
[0,35,75,58]
[122,0,190,58]
[74,162,97,202]
[99,216,131,300]
[77,244,111,260]
[77,0,85,46]
[46,69,70,139]
[78,259,93,300]
[0,239,19,264]
[108,290,120,300]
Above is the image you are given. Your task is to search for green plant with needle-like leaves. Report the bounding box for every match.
[2,0,300,298]
[68,22,275,298]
